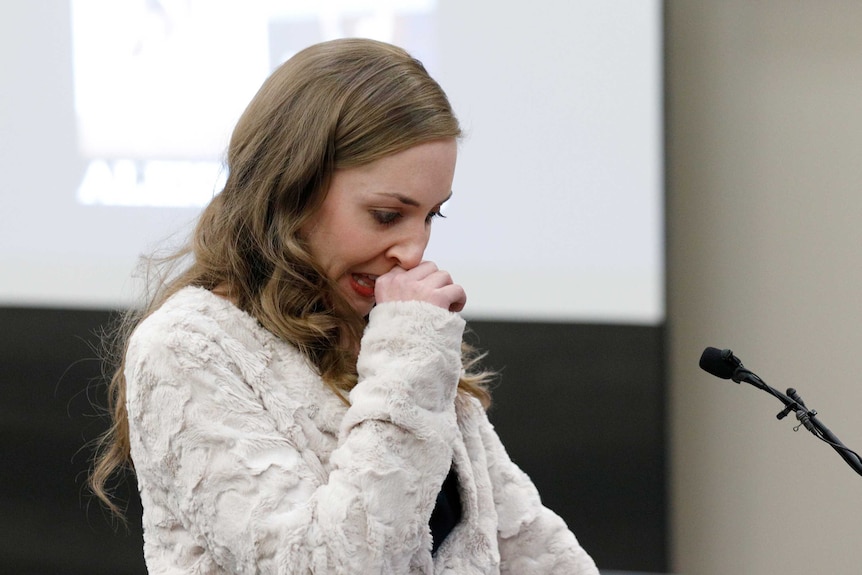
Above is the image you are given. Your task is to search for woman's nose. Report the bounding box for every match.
[386,229,429,270]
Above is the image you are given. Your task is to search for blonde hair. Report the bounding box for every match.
[90,38,492,516]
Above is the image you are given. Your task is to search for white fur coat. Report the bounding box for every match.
[125,286,599,574]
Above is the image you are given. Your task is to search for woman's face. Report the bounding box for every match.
[303,139,457,317]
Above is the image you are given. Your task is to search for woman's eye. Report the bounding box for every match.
[372,210,401,225]
[426,209,446,223]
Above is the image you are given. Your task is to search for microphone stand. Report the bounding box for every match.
[731,365,862,477]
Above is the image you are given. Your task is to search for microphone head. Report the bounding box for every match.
[699,346,737,379]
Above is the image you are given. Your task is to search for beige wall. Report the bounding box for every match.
[667,2,862,574]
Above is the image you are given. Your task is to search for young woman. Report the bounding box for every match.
[91,38,598,574]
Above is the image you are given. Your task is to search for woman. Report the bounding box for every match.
[91,38,598,574]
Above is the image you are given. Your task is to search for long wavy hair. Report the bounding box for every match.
[90,38,492,516]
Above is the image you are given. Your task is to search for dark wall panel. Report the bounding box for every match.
[468,320,666,571]
[0,307,664,573]
[0,307,143,574]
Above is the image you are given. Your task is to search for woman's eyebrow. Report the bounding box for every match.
[377,191,453,207]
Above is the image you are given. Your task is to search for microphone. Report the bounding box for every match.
[698,347,742,380]
[698,346,764,387]
[698,345,862,477]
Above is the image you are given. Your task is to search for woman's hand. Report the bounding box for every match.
[374,261,467,312]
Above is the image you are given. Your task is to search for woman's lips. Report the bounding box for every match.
[349,273,376,299]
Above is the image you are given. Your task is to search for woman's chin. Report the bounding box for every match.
[352,300,375,317]
[339,286,374,317]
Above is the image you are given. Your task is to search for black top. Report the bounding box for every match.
[429,465,462,555]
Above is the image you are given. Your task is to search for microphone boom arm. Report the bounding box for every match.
[703,347,862,478]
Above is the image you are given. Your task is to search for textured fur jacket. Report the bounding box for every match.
[125,286,599,574]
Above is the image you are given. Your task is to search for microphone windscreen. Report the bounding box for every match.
[699,346,735,379]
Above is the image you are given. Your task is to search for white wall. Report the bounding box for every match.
[668,2,862,574]
[0,1,663,323]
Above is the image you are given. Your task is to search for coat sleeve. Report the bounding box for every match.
[126,299,464,574]
[477,415,600,575]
